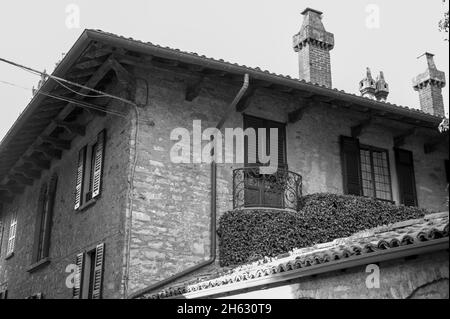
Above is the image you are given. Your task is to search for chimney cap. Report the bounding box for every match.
[301,8,323,16]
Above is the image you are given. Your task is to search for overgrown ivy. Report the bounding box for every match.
[217,193,429,267]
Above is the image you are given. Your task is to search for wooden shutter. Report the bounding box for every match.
[91,243,105,299]
[92,131,105,199]
[445,160,450,184]
[74,147,86,210]
[32,184,47,263]
[395,148,417,206]
[341,136,362,195]
[7,215,17,255]
[42,175,58,259]
[243,115,287,168]
[73,253,84,299]
[243,115,262,166]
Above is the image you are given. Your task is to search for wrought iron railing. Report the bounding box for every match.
[233,167,303,211]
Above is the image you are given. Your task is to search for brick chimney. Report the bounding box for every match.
[412,53,446,117]
[293,8,334,88]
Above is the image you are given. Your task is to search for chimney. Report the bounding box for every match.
[412,53,446,117]
[293,8,334,88]
[375,71,389,102]
[359,67,377,99]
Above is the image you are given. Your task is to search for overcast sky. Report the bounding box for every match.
[0,0,448,141]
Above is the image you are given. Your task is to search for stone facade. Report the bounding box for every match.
[0,97,132,299]
[125,62,449,296]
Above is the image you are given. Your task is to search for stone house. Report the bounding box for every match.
[0,8,448,299]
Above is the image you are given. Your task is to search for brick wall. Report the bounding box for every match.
[298,43,332,88]
[417,83,446,117]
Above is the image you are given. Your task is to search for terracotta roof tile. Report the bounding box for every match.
[142,212,449,299]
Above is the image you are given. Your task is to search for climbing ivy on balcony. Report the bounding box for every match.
[217,193,429,267]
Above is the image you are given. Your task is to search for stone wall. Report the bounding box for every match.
[0,97,132,299]
[126,63,448,296]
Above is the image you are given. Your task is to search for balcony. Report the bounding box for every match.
[233,167,303,211]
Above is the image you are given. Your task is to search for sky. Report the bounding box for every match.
[0,0,448,141]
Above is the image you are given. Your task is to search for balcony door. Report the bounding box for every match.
[243,114,287,208]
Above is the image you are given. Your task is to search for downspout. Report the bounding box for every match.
[128,73,249,299]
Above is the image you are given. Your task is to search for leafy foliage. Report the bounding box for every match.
[217,193,429,267]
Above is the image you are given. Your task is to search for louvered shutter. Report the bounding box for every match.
[91,243,105,299]
[7,215,17,255]
[395,148,417,206]
[42,175,58,259]
[73,253,84,299]
[74,147,86,210]
[92,131,105,199]
[32,184,47,262]
[0,221,4,257]
[341,136,362,195]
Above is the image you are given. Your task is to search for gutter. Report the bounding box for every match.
[128,73,250,299]
[171,237,449,299]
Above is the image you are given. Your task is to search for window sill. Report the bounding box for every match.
[5,252,14,260]
[76,198,98,212]
[27,258,50,273]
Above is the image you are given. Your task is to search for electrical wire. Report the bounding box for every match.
[0,57,137,107]
[51,77,109,98]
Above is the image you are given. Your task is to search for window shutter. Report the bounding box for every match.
[445,160,450,184]
[0,221,4,257]
[341,136,362,195]
[395,148,417,206]
[32,184,47,263]
[42,175,58,258]
[92,131,105,199]
[73,253,84,299]
[74,147,86,210]
[7,215,17,255]
[243,115,262,166]
[91,243,105,299]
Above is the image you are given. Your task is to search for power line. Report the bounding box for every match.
[0,79,127,118]
[0,57,137,107]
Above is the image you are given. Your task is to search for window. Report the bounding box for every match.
[32,175,58,264]
[341,136,393,202]
[6,214,17,257]
[73,243,105,299]
[359,146,393,201]
[74,130,105,210]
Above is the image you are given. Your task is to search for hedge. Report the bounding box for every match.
[217,193,429,267]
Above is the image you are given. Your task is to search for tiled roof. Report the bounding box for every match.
[88,29,444,121]
[143,212,449,299]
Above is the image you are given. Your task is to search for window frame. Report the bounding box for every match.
[6,213,17,258]
[359,144,393,202]
[74,130,105,211]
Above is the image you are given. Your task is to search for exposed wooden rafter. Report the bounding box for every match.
[351,116,374,138]
[185,76,205,102]
[52,120,86,136]
[288,98,313,123]
[394,128,417,147]
[38,136,71,150]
